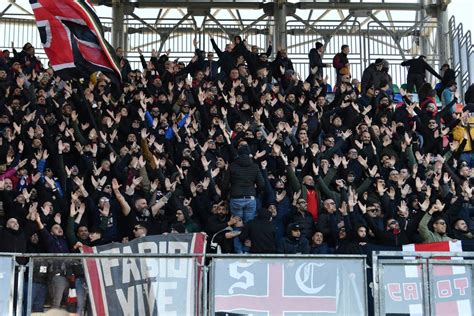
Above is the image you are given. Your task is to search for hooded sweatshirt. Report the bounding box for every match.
[179,207,200,233]
[277,223,310,254]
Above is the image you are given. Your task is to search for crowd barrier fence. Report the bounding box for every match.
[449,16,474,101]
[1,251,473,315]
[373,251,474,316]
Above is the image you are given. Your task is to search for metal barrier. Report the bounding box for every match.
[449,16,474,101]
[0,252,368,316]
[4,253,203,316]
[286,20,364,85]
[372,251,474,316]
[1,251,473,315]
[0,255,16,316]
[366,21,442,87]
[208,254,368,315]
[0,17,49,66]
[0,14,469,88]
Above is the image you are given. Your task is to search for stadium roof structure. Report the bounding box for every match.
[85,0,450,61]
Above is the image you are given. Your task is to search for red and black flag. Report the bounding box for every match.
[30,0,122,87]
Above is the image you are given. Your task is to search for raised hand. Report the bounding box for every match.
[419,199,430,212]
[112,178,121,191]
[54,212,61,225]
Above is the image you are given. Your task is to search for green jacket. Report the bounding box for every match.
[418,212,452,243]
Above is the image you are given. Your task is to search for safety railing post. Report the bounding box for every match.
[202,264,209,316]
[16,264,25,316]
[26,259,33,316]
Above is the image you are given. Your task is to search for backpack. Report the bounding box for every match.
[332,53,340,69]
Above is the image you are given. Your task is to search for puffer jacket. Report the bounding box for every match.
[222,155,265,198]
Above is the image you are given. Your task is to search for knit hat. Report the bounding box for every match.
[315,42,324,50]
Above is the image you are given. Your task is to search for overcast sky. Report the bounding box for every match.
[448,0,474,35]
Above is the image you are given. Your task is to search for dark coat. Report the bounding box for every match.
[205,214,233,253]
[401,57,441,79]
[310,243,331,254]
[0,224,34,253]
[210,38,235,76]
[364,214,411,246]
[451,228,474,240]
[39,227,70,253]
[240,209,277,253]
[288,210,315,241]
[308,48,327,78]
[222,154,265,198]
[361,63,390,94]
[278,225,310,254]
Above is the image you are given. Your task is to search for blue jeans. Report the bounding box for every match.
[230,198,257,222]
[75,277,88,315]
[31,282,47,312]
[230,198,257,253]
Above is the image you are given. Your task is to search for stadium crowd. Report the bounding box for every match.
[1,35,474,313]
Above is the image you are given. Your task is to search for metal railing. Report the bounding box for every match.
[1,252,367,316]
[449,16,474,101]
[207,254,368,316]
[0,15,469,88]
[373,251,474,316]
[1,251,474,315]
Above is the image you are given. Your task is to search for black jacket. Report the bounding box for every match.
[240,209,277,253]
[288,210,315,241]
[451,228,474,240]
[364,214,411,246]
[278,225,310,254]
[205,214,233,253]
[0,227,28,253]
[361,63,389,94]
[210,38,235,76]
[222,154,265,198]
[401,57,441,79]
[0,222,35,253]
[308,48,326,78]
